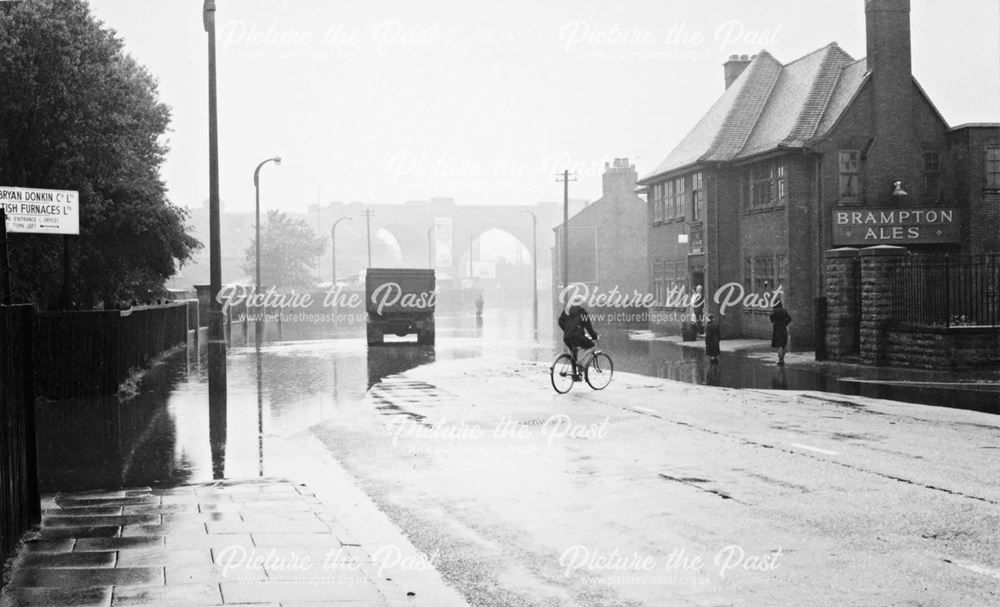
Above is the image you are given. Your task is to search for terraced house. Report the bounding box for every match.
[638,0,1000,347]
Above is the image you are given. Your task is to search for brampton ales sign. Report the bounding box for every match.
[0,186,79,235]
[832,207,960,246]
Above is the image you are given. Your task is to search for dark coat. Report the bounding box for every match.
[704,320,721,356]
[770,307,792,347]
[559,305,597,349]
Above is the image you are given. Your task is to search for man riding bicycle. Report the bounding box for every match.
[558,295,599,379]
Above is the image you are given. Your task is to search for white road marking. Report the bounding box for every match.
[632,406,657,414]
[789,443,839,456]
[945,557,1000,581]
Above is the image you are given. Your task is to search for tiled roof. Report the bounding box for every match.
[640,43,865,183]
[816,58,868,136]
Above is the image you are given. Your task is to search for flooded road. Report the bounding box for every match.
[31,310,1000,605]
[35,308,998,494]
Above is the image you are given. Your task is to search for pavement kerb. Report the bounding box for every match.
[266,428,472,607]
[0,475,469,607]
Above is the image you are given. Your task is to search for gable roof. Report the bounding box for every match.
[639,43,863,184]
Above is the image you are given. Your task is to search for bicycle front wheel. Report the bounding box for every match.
[585,352,614,390]
[550,354,575,394]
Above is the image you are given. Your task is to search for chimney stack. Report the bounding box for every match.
[723,54,752,89]
[602,158,637,199]
[864,0,917,203]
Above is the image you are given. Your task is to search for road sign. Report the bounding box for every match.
[0,186,79,235]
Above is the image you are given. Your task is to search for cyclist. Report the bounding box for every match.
[558,295,599,379]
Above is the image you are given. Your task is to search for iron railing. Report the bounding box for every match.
[0,305,40,563]
[34,302,190,400]
[891,254,1000,327]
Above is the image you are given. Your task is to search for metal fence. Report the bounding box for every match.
[891,254,1000,327]
[0,305,40,562]
[34,302,191,400]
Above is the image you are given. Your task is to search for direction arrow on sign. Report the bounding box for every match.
[0,186,79,235]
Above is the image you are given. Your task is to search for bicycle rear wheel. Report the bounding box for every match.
[585,352,613,390]
[550,354,575,394]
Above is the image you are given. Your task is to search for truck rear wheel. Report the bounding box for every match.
[418,322,435,346]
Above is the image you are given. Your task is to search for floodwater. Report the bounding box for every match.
[34,308,998,493]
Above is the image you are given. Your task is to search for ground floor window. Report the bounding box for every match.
[744,254,788,295]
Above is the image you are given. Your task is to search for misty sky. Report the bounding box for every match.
[85,0,1000,215]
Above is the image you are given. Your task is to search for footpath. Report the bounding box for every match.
[1,478,468,607]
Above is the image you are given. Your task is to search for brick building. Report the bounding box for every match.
[553,158,648,318]
[638,0,999,347]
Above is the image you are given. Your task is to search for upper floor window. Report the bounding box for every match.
[691,172,704,222]
[839,150,861,201]
[665,180,676,220]
[776,164,786,204]
[750,164,772,208]
[743,160,785,209]
[986,146,1000,190]
[922,151,940,201]
[673,177,686,220]
[652,183,664,223]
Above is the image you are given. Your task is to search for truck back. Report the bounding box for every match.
[365,268,436,345]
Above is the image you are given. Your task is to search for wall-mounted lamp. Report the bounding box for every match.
[892,180,908,197]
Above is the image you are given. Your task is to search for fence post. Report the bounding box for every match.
[944,254,951,328]
[21,306,39,522]
[859,245,908,366]
[823,247,860,360]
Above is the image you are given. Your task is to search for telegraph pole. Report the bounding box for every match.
[555,170,577,290]
[204,0,225,394]
[362,209,375,267]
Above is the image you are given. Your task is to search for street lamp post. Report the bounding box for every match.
[362,210,375,267]
[426,225,434,269]
[253,156,281,344]
[523,210,538,340]
[331,216,352,283]
[203,0,225,398]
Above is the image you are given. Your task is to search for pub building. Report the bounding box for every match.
[638,0,999,347]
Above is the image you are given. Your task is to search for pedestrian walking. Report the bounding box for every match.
[704,314,720,364]
[692,284,705,334]
[770,300,792,365]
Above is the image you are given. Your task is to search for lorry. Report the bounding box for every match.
[365,268,436,345]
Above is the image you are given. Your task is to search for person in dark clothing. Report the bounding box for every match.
[704,314,721,364]
[558,297,598,377]
[692,285,705,334]
[769,300,792,365]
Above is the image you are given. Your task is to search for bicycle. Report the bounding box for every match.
[550,345,614,394]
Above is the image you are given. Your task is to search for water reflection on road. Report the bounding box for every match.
[35,307,998,493]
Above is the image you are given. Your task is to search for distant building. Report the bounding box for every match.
[553,158,649,319]
[638,0,999,346]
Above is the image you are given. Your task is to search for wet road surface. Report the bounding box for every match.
[31,311,1000,605]
[36,309,998,494]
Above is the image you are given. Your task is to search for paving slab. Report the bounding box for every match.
[19,552,117,569]
[74,537,164,552]
[0,586,112,607]
[1,479,417,607]
[109,584,223,606]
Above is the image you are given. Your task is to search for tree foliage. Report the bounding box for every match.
[0,0,199,309]
[243,210,325,289]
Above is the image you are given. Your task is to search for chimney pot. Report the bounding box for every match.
[723,55,752,90]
